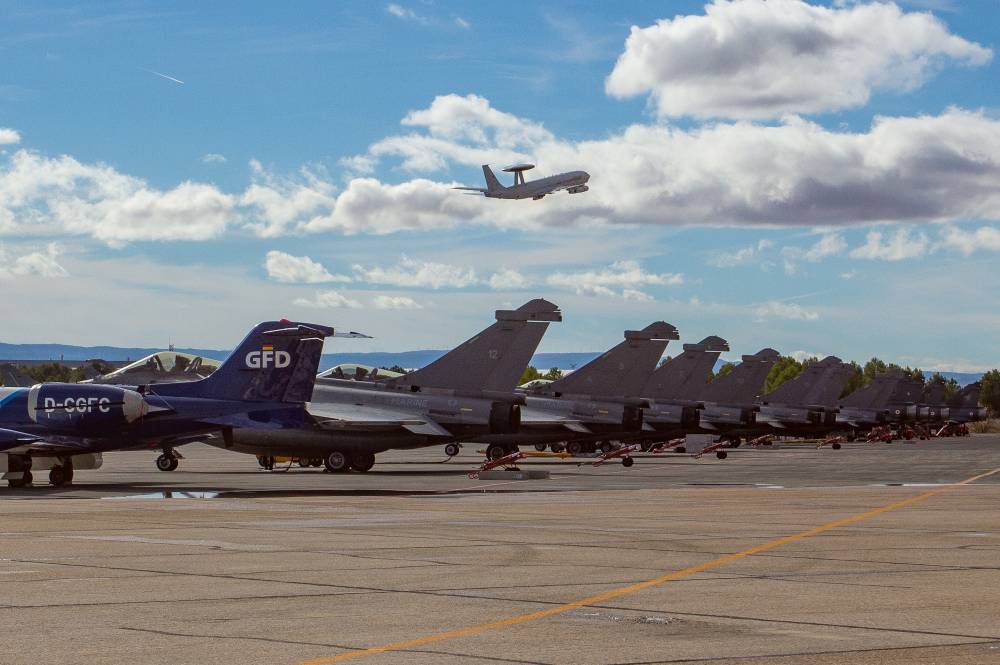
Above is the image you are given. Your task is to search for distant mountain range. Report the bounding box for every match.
[0,343,986,386]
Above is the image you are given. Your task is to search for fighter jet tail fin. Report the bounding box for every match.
[641,336,729,400]
[154,321,333,403]
[701,348,780,404]
[546,322,679,398]
[386,299,561,394]
[763,356,851,407]
[482,164,505,192]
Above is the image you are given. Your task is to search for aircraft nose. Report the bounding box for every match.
[580,172,590,182]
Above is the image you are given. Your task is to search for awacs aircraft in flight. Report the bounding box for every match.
[454,164,590,200]
[0,321,333,487]
[209,299,564,472]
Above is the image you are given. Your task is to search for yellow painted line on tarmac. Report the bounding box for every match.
[293,466,1000,665]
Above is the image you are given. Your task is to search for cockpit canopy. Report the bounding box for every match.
[100,352,221,382]
[317,363,404,381]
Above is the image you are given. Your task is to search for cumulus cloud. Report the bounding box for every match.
[0,243,68,279]
[264,250,351,284]
[782,232,847,273]
[241,160,338,238]
[850,228,930,261]
[0,128,21,145]
[372,294,424,310]
[754,300,820,321]
[547,260,682,298]
[0,150,234,247]
[488,268,530,290]
[202,153,227,164]
[293,289,362,309]
[352,255,478,289]
[606,0,992,119]
[386,4,422,21]
[939,225,1000,255]
[709,239,774,267]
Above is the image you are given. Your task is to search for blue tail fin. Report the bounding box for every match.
[154,321,334,403]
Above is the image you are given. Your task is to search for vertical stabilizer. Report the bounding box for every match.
[763,356,852,407]
[386,299,561,394]
[700,348,780,404]
[482,165,505,192]
[949,382,982,408]
[641,336,729,400]
[154,321,334,403]
[840,370,909,408]
[545,322,679,398]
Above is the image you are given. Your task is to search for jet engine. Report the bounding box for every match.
[27,384,151,432]
[567,185,589,194]
[488,401,521,434]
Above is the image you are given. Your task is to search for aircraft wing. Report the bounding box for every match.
[519,408,592,433]
[452,186,487,193]
[307,402,452,437]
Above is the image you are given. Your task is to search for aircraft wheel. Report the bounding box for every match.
[485,444,506,461]
[156,454,178,472]
[599,441,615,454]
[444,443,461,458]
[566,441,583,456]
[716,451,728,460]
[534,444,547,452]
[550,444,565,453]
[297,459,311,468]
[310,458,323,467]
[621,457,635,468]
[324,451,349,473]
[257,456,268,468]
[350,452,376,473]
[49,466,68,487]
[832,442,842,450]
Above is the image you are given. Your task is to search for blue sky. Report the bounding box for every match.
[1,0,999,371]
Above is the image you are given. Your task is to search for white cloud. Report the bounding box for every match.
[709,239,774,267]
[754,301,820,322]
[488,268,529,290]
[0,150,234,247]
[840,269,857,280]
[850,228,929,261]
[0,243,68,279]
[939,225,1000,255]
[0,128,21,145]
[293,289,362,309]
[264,250,351,284]
[606,0,992,120]
[622,288,653,302]
[352,255,478,289]
[241,160,338,238]
[547,260,682,298]
[789,350,822,362]
[782,232,847,273]
[372,295,424,310]
[202,153,227,164]
[386,4,418,20]
[454,17,471,30]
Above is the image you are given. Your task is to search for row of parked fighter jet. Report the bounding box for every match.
[0,299,987,487]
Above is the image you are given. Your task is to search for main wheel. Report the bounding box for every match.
[566,441,583,456]
[350,451,376,473]
[621,457,635,468]
[324,451,349,472]
[298,459,311,467]
[485,444,506,461]
[444,443,461,458]
[831,442,842,450]
[550,444,565,453]
[599,441,615,454]
[49,466,68,487]
[534,444,547,452]
[716,450,728,460]
[156,454,178,472]
[310,458,323,467]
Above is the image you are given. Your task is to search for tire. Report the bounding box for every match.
[444,443,461,458]
[257,456,268,468]
[832,442,842,450]
[350,451,376,473]
[599,442,614,454]
[298,459,311,467]
[534,444,547,452]
[566,441,583,456]
[716,451,728,460]
[621,457,634,468]
[49,466,67,487]
[324,451,349,472]
[486,444,506,461]
[156,454,178,472]
[310,459,323,467]
[550,444,565,453]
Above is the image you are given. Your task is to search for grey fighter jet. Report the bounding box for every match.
[473,322,680,459]
[454,164,590,200]
[755,356,856,436]
[695,349,781,437]
[213,299,563,472]
[836,370,917,430]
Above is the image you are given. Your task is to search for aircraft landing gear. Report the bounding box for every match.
[156,452,179,472]
[6,456,33,488]
[350,452,376,473]
[444,443,461,458]
[49,463,74,487]
[324,451,349,473]
[485,444,507,461]
[621,457,635,468]
[566,441,583,456]
[716,450,728,460]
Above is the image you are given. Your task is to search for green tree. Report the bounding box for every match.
[764,356,806,394]
[380,365,407,374]
[542,367,563,381]
[980,369,1000,417]
[927,372,960,402]
[839,362,865,398]
[519,366,542,385]
[711,362,736,381]
[23,363,86,383]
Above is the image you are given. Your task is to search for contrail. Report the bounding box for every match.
[141,68,184,85]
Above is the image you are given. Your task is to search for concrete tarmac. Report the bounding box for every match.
[1,437,998,664]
